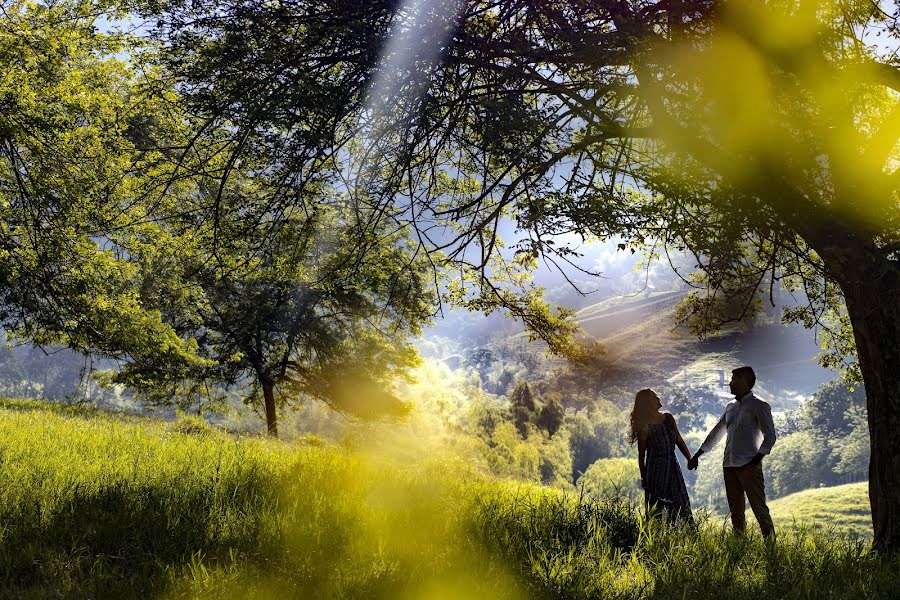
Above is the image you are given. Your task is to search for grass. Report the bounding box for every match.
[0,398,896,599]
[769,482,872,539]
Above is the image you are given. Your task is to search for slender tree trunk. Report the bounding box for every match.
[261,378,278,437]
[824,242,900,551]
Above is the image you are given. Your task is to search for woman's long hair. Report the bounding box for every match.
[629,389,660,444]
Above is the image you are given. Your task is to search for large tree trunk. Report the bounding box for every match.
[826,243,900,551]
[261,378,278,437]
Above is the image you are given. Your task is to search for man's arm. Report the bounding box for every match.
[757,401,777,455]
[689,409,727,470]
[745,402,777,466]
[699,410,728,454]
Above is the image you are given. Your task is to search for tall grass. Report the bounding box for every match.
[472,489,893,599]
[0,398,896,599]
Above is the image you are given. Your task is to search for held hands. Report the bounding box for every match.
[687,449,704,470]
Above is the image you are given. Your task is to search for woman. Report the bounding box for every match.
[629,389,694,523]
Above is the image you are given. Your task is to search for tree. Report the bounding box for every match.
[0,0,206,373]
[567,400,629,480]
[112,191,436,435]
[801,379,867,438]
[832,405,870,482]
[509,381,538,437]
[773,409,803,437]
[141,0,900,547]
[766,431,835,498]
[537,394,565,436]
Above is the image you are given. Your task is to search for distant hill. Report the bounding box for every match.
[769,482,871,539]
[569,290,835,408]
[432,287,836,408]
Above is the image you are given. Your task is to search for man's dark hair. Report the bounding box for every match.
[733,366,756,389]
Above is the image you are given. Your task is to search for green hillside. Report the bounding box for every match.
[0,399,895,599]
[572,290,833,406]
[770,483,872,539]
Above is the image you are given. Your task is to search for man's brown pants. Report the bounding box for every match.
[723,462,775,538]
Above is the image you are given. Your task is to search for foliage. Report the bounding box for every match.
[831,406,870,480]
[567,401,630,481]
[801,379,867,438]
[449,373,635,489]
[509,381,537,437]
[774,409,804,436]
[107,188,436,432]
[0,0,437,436]
[0,0,203,369]
[534,358,609,412]
[765,432,836,498]
[536,394,565,437]
[537,426,573,488]
[479,422,573,489]
[142,0,900,367]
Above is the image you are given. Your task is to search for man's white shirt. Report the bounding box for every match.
[699,391,777,468]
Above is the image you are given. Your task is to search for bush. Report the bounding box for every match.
[171,412,214,436]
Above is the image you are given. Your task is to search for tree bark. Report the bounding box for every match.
[818,235,900,551]
[261,378,278,438]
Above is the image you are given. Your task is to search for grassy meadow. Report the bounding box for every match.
[768,483,871,539]
[0,398,896,599]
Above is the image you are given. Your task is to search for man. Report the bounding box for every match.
[688,366,777,539]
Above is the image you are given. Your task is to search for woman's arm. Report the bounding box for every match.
[637,431,648,488]
[666,413,693,461]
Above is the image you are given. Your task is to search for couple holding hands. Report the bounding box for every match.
[630,366,778,539]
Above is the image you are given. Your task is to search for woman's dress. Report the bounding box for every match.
[645,418,694,522]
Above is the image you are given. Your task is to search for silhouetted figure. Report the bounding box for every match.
[689,366,777,539]
[630,389,694,523]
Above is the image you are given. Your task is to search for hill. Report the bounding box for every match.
[0,398,894,599]
[769,482,872,539]
[569,290,833,408]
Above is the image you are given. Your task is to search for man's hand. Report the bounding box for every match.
[688,449,704,470]
[746,452,765,467]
